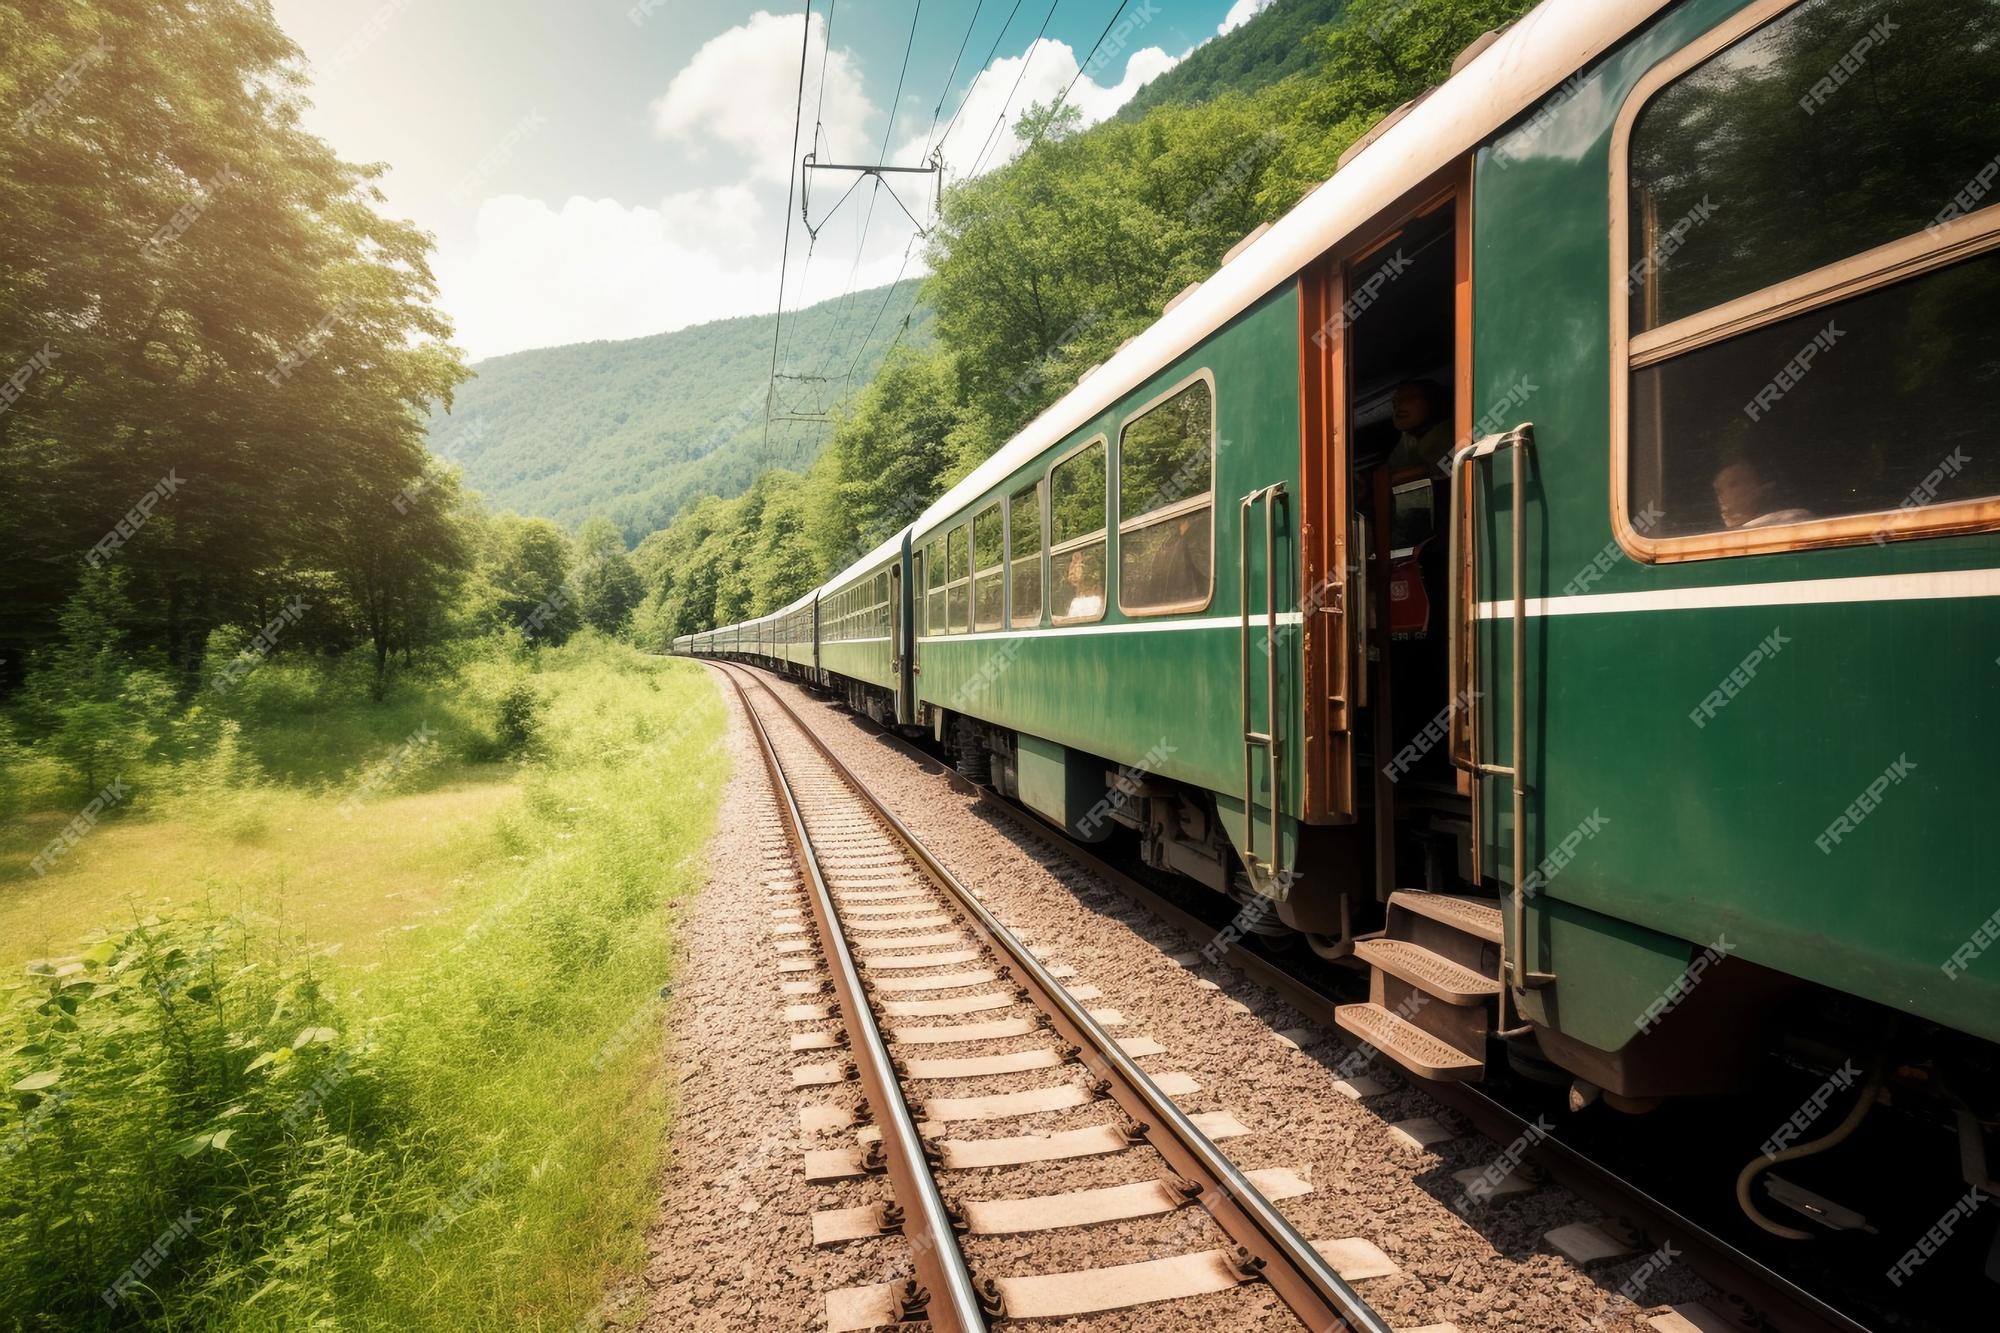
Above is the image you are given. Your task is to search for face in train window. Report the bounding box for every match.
[1118,376,1214,613]
[1622,0,2000,552]
[1049,438,1107,622]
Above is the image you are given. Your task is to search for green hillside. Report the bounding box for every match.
[427,281,931,542]
[1118,0,1353,120]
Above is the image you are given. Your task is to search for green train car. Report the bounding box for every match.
[685,0,2000,1237]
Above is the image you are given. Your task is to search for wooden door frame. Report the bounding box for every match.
[1297,159,1473,829]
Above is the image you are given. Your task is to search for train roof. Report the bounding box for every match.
[910,0,1669,543]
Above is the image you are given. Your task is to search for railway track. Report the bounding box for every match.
[712,661,1398,1333]
[737,672,1883,1333]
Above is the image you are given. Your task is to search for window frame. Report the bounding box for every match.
[1006,479,1046,630]
[971,502,1005,632]
[945,523,971,634]
[1114,368,1218,616]
[1609,0,2000,563]
[923,538,946,636]
[1047,434,1110,626]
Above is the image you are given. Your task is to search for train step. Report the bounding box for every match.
[1333,1001,1483,1081]
[1339,890,1507,1083]
[1353,938,1500,1005]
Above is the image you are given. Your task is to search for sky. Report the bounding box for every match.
[267,0,1278,362]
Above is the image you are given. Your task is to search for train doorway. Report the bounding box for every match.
[1302,171,1472,897]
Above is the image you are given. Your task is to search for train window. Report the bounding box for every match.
[1117,374,1214,613]
[924,539,945,634]
[1617,0,2000,557]
[1008,481,1043,628]
[972,504,1003,632]
[1049,437,1107,622]
[946,525,970,633]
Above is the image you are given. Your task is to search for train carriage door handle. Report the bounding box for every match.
[1239,482,1287,889]
[1446,423,1552,1015]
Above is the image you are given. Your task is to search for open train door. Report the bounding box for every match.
[1297,256,1358,828]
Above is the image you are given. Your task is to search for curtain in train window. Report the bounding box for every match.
[1049,438,1107,622]
[1624,0,2000,549]
[1118,376,1214,613]
[1009,482,1043,628]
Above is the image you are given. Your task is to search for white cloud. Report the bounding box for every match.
[1218,0,1276,36]
[651,10,875,185]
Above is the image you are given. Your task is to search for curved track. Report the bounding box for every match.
[714,661,1393,1333]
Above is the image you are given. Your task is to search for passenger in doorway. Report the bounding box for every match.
[1384,380,1455,478]
[1713,456,1812,529]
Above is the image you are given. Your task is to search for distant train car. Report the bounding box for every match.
[815,532,914,724]
[682,0,2000,1229]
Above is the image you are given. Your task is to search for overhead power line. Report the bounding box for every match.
[760,0,816,461]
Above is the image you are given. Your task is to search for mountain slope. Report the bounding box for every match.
[1119,0,1352,119]
[427,281,932,541]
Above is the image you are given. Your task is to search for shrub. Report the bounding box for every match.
[493,680,543,758]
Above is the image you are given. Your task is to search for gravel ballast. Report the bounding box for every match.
[642,666,1719,1331]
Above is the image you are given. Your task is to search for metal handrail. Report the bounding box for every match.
[1445,424,1549,1031]
[1238,483,1286,886]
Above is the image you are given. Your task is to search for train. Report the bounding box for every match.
[678,0,2000,1250]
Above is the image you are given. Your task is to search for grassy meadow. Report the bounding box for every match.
[0,636,725,1330]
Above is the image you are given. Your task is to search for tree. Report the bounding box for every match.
[0,0,469,684]
[573,517,644,635]
[487,517,581,645]
[26,567,165,797]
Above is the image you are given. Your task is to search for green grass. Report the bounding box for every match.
[0,635,726,1330]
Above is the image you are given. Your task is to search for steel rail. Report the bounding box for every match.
[715,664,989,1332]
[903,740,1877,1333]
[725,663,1391,1333]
